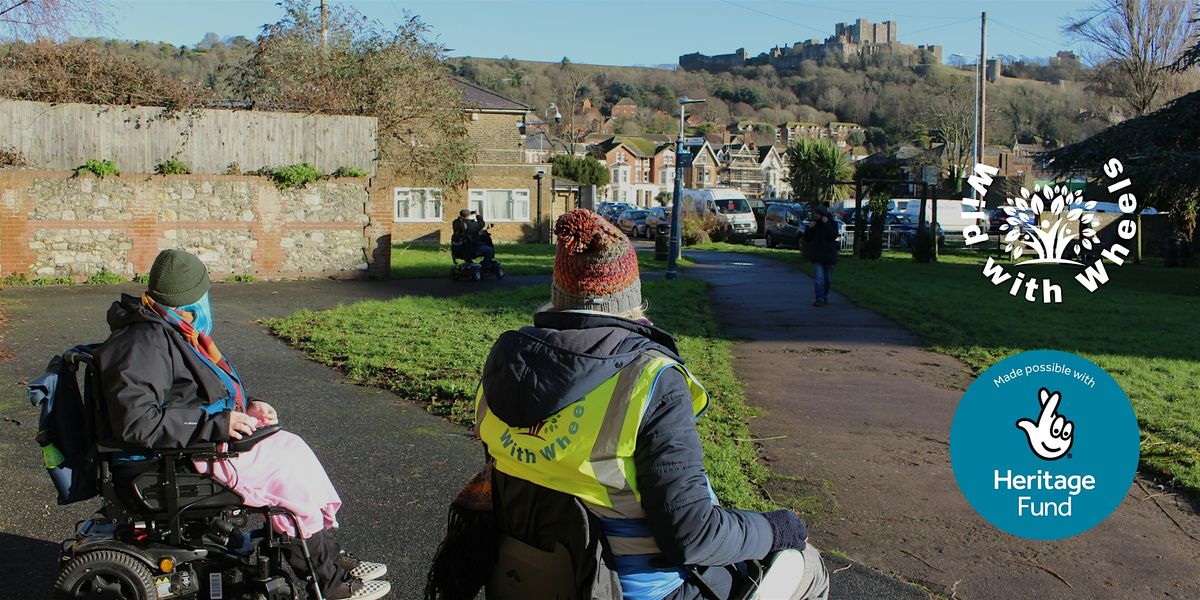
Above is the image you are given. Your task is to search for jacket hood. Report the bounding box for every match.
[107,293,168,332]
[481,311,683,427]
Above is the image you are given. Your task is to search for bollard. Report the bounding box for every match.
[655,233,669,261]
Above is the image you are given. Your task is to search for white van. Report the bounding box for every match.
[680,188,758,235]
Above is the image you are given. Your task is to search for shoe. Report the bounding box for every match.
[820,298,829,306]
[336,552,388,582]
[812,300,823,307]
[326,577,391,600]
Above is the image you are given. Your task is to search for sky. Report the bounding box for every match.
[81,0,1100,66]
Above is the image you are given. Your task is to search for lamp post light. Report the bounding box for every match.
[667,97,705,281]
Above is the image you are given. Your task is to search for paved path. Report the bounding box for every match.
[685,250,1200,600]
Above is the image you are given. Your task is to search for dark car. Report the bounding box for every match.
[747,198,767,237]
[616,209,652,238]
[763,203,809,248]
[886,213,945,248]
[644,206,670,238]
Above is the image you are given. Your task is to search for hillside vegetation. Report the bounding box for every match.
[453,54,1118,149]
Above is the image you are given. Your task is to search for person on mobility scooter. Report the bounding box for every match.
[451,209,505,281]
[42,249,390,600]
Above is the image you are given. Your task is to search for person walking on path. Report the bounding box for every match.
[803,205,839,307]
[461,209,829,600]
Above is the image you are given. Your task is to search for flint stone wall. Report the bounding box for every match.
[0,172,390,280]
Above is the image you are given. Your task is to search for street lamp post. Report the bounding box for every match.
[667,97,705,281]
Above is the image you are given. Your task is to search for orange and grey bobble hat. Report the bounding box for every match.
[551,209,642,314]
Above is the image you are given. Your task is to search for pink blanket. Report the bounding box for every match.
[194,431,341,539]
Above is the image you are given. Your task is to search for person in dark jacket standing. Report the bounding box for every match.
[95,249,389,600]
[803,205,840,307]
[473,210,828,600]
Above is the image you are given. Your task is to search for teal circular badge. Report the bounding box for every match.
[950,350,1139,540]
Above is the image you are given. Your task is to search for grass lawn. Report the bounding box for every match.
[269,280,772,511]
[390,243,690,279]
[695,242,1200,493]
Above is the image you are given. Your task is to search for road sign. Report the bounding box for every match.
[683,136,706,146]
[678,152,694,167]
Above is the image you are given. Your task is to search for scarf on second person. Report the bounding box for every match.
[142,292,246,412]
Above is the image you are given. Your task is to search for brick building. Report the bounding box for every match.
[388,79,553,244]
[611,97,638,119]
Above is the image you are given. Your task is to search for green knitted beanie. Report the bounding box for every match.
[147,249,211,307]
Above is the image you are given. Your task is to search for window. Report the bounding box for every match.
[394,188,443,222]
[468,188,531,222]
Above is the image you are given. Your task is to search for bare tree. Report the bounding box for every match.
[1064,0,1198,116]
[549,62,600,154]
[913,76,976,194]
[0,0,108,40]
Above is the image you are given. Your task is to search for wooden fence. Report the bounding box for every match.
[0,99,378,175]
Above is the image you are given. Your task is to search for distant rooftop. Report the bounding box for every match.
[453,78,532,112]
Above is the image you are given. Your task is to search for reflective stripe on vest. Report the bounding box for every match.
[475,351,708,566]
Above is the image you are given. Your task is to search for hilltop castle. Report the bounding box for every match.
[680,18,943,72]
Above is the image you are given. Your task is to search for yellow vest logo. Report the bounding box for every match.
[496,404,588,465]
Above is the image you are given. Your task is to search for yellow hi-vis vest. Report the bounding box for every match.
[475,351,709,555]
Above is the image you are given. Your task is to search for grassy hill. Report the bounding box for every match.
[452,55,1116,149]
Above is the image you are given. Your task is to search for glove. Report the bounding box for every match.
[763,509,808,552]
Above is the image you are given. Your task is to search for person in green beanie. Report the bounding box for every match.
[94,249,391,600]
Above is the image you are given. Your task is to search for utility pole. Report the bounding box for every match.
[976,11,987,176]
[321,0,329,50]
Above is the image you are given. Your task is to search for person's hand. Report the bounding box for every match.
[763,509,809,552]
[228,411,258,440]
[246,401,279,426]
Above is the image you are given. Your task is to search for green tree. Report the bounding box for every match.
[550,155,610,187]
[234,0,472,186]
[786,139,853,205]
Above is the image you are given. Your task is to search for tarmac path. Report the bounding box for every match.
[685,250,1200,600]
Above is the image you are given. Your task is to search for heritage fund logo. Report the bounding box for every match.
[959,159,1140,303]
[950,350,1138,540]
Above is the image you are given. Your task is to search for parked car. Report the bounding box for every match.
[885,213,945,248]
[680,188,758,235]
[597,202,634,224]
[644,206,671,238]
[617,209,652,238]
[763,203,809,248]
[748,198,767,236]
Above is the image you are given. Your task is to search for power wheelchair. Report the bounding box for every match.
[48,346,324,600]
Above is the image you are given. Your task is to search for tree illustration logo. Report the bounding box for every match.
[960,158,1141,303]
[999,185,1099,265]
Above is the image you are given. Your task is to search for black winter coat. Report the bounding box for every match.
[93,294,231,448]
[481,311,773,570]
[803,218,840,265]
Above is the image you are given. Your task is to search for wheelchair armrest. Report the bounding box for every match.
[228,423,283,453]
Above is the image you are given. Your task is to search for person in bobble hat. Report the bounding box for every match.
[463,210,829,600]
[95,249,391,600]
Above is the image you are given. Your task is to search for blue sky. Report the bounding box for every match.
[85,1,1096,66]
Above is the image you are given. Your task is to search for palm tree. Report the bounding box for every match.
[786,138,853,206]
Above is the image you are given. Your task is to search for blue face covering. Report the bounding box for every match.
[177,292,213,336]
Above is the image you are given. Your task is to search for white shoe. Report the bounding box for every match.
[336,552,388,582]
[330,579,390,600]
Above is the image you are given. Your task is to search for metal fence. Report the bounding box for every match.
[1,99,378,175]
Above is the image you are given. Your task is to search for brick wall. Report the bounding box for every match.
[467,111,527,164]
[0,172,391,280]
[387,164,554,245]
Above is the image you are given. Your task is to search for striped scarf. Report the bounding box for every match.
[142,293,245,411]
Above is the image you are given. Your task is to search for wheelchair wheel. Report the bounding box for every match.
[471,269,482,282]
[54,550,156,600]
[495,267,506,279]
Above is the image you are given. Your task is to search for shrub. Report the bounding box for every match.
[330,166,368,178]
[0,146,28,168]
[133,273,150,284]
[226,274,257,283]
[86,268,127,285]
[265,163,324,189]
[154,159,191,175]
[225,162,242,175]
[29,276,74,286]
[74,159,120,179]
[681,217,711,246]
